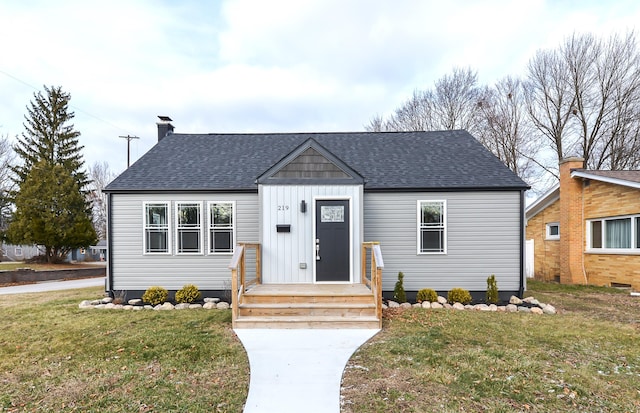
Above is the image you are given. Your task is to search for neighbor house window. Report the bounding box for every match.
[176,202,202,254]
[546,223,560,240]
[588,215,640,251]
[15,247,22,256]
[144,202,170,254]
[418,200,446,254]
[209,202,234,253]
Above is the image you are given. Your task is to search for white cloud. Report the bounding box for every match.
[1,0,639,174]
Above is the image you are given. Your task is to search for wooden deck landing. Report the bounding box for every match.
[244,283,372,295]
[234,283,380,329]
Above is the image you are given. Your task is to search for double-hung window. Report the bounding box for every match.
[209,202,234,253]
[176,202,202,254]
[588,215,640,251]
[144,202,170,254]
[418,200,446,254]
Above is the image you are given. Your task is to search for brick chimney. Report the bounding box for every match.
[157,116,174,142]
[559,157,585,285]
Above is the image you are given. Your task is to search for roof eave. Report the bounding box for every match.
[525,184,560,220]
[364,185,530,193]
[103,188,258,194]
[571,170,640,189]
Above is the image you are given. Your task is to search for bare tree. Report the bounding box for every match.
[87,161,116,240]
[525,31,640,173]
[367,67,485,134]
[525,48,576,178]
[477,77,545,189]
[365,68,537,184]
[431,67,485,135]
[0,134,16,236]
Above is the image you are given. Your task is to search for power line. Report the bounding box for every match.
[0,68,130,134]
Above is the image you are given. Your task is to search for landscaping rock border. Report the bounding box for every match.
[78,296,231,310]
[384,295,556,315]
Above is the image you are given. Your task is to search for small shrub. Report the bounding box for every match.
[393,272,407,303]
[486,274,499,304]
[142,286,168,305]
[416,288,438,303]
[448,287,472,304]
[175,284,202,304]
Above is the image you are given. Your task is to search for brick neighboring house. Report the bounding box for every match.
[526,158,640,290]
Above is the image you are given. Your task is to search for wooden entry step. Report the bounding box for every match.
[234,283,380,329]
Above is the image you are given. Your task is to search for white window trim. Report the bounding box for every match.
[208,201,236,255]
[175,201,204,255]
[417,199,447,255]
[586,214,640,254]
[545,222,560,240]
[15,247,23,256]
[142,201,172,255]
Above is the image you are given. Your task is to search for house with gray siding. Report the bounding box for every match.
[104,118,529,311]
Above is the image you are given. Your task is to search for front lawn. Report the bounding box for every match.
[341,281,640,412]
[0,287,248,412]
[2,281,639,412]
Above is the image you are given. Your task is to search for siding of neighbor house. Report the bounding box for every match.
[109,193,259,291]
[526,199,560,281]
[260,184,363,284]
[582,180,640,288]
[364,191,523,292]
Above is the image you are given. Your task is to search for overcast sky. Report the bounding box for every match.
[1,0,639,177]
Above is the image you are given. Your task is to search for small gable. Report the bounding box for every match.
[258,139,364,184]
[272,147,350,179]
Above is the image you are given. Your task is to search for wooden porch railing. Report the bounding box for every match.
[361,241,384,327]
[228,242,261,327]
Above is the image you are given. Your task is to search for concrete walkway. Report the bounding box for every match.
[235,328,379,413]
[0,277,105,295]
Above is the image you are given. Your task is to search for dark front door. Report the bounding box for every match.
[315,199,350,282]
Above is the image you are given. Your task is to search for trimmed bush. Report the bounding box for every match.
[486,274,499,304]
[393,272,407,303]
[175,284,202,304]
[447,287,472,304]
[142,286,168,305]
[416,288,438,303]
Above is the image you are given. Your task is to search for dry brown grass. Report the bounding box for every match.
[341,281,640,412]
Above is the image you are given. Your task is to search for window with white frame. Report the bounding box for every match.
[209,202,234,253]
[144,203,170,253]
[588,215,640,251]
[15,247,22,256]
[546,222,560,240]
[418,200,446,253]
[176,202,202,254]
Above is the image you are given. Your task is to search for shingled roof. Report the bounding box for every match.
[104,130,529,192]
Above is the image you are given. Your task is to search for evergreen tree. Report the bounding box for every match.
[12,86,88,188]
[7,86,96,262]
[7,161,96,263]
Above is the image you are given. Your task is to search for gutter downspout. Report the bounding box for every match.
[519,189,526,298]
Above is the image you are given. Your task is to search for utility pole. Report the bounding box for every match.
[119,135,140,168]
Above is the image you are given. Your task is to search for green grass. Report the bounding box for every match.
[342,281,640,412]
[0,287,248,412]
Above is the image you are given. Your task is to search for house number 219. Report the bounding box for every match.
[277,205,289,211]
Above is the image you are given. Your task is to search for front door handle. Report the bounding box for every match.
[315,238,320,260]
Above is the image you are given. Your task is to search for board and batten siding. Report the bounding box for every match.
[364,191,523,292]
[109,193,259,291]
[260,185,362,283]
